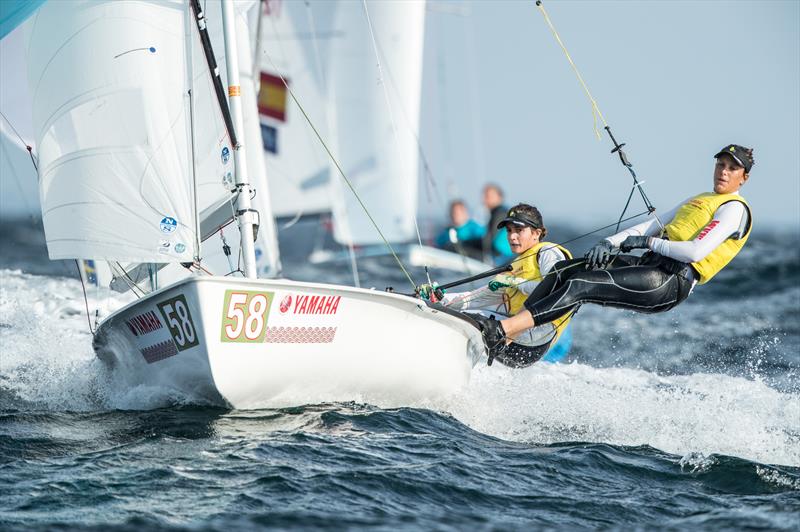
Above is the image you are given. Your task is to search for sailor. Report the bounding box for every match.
[478,144,754,360]
[435,199,485,260]
[438,203,574,367]
[482,183,515,263]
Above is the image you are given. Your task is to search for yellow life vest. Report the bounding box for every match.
[504,241,573,345]
[663,192,752,284]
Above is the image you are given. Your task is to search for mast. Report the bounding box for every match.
[221,0,258,279]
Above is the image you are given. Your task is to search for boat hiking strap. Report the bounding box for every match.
[261,52,417,289]
[534,1,662,232]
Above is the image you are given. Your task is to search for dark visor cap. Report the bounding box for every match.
[497,209,541,230]
[714,144,753,173]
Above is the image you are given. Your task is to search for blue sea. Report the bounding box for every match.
[1,219,799,530]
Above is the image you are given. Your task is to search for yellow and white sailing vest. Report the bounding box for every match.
[663,192,752,284]
[504,241,573,343]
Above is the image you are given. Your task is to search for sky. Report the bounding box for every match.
[2,0,799,232]
[419,0,800,230]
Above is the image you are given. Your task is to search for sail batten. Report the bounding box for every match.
[28,0,213,262]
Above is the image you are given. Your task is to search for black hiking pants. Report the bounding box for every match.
[523,254,693,325]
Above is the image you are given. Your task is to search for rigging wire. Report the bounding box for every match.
[0,111,37,172]
[360,0,430,284]
[265,6,361,288]
[367,34,483,273]
[261,51,417,289]
[437,208,651,300]
[534,0,662,232]
[75,261,97,336]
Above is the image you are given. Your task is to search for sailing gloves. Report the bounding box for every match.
[585,239,614,269]
[488,273,526,292]
[470,314,507,366]
[416,282,445,303]
[620,235,652,253]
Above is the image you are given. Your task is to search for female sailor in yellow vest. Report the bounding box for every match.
[478,144,754,360]
[441,203,573,367]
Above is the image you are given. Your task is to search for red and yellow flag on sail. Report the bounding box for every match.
[258,72,288,122]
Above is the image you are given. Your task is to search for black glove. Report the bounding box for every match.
[470,314,507,366]
[584,239,614,269]
[620,235,651,253]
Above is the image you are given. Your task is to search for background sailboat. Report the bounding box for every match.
[252,0,490,275]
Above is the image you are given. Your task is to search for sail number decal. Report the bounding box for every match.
[156,294,199,351]
[221,290,274,343]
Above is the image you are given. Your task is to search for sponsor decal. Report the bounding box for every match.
[175,243,186,254]
[696,220,719,240]
[140,340,178,364]
[157,294,199,351]
[279,295,292,313]
[290,294,341,315]
[160,216,178,233]
[264,326,337,344]
[126,310,163,337]
[221,290,274,343]
[221,146,231,165]
[223,171,234,190]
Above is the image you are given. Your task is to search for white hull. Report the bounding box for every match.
[308,244,491,275]
[93,276,484,408]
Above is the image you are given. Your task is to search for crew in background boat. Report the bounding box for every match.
[478,145,754,360]
[436,203,574,367]
[482,183,515,264]
[435,200,485,260]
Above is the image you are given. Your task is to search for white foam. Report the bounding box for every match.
[0,269,181,410]
[3,269,799,467]
[431,362,800,467]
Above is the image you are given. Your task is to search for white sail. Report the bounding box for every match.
[328,0,426,245]
[27,0,204,262]
[254,0,336,218]
[190,0,281,276]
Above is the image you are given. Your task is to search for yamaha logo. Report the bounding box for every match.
[279,295,292,313]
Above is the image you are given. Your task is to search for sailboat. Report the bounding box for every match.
[253,0,490,275]
[24,0,484,408]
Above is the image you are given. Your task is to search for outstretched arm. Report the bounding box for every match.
[605,200,687,246]
[647,202,748,263]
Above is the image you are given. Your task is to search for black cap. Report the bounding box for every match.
[497,206,542,230]
[714,144,753,173]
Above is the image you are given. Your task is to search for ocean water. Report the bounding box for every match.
[1,219,799,530]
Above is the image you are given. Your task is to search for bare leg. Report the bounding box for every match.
[500,310,535,338]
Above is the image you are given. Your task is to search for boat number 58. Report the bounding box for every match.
[221,290,273,343]
[157,295,199,351]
